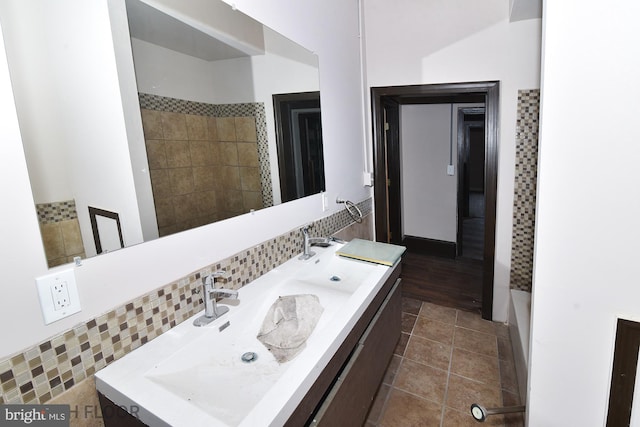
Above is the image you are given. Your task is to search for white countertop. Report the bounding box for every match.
[95,244,395,426]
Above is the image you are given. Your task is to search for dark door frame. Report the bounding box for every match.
[371,81,499,320]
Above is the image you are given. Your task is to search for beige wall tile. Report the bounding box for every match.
[209,141,221,165]
[207,117,218,141]
[41,223,65,260]
[149,169,172,198]
[190,141,213,167]
[192,166,215,192]
[60,219,84,256]
[173,193,199,222]
[158,224,178,237]
[223,190,244,212]
[219,142,239,166]
[168,168,194,195]
[185,114,208,141]
[165,140,192,168]
[242,191,263,211]
[332,213,374,241]
[239,167,261,191]
[235,117,257,142]
[140,109,163,140]
[216,117,236,141]
[237,142,259,167]
[197,190,218,217]
[154,197,175,228]
[160,112,188,140]
[220,166,241,190]
[145,140,167,169]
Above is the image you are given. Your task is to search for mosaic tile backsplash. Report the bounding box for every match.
[0,198,371,405]
[510,89,540,292]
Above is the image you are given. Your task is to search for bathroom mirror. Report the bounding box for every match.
[0,0,324,267]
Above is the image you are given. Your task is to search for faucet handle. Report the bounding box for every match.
[211,270,230,279]
[202,269,230,286]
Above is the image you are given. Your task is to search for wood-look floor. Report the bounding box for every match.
[400,217,485,313]
[401,252,483,313]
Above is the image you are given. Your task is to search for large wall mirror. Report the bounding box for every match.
[0,0,324,268]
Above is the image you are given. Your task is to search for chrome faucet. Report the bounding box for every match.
[299,224,332,261]
[299,225,317,260]
[193,270,237,327]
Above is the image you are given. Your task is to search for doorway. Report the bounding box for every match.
[273,92,325,203]
[457,107,485,260]
[371,82,499,320]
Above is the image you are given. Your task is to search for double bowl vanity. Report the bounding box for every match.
[95,242,402,426]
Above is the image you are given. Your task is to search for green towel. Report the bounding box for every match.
[336,238,406,266]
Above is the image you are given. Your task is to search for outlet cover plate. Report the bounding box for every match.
[36,268,81,324]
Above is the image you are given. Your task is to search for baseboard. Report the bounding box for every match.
[402,236,456,258]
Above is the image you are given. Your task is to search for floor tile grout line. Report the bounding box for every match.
[439,308,459,427]
[383,299,521,426]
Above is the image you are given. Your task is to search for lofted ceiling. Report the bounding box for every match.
[509,0,542,22]
[125,0,264,62]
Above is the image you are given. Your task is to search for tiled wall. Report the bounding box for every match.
[509,89,540,292]
[141,109,263,236]
[36,200,86,268]
[139,93,273,209]
[0,198,372,406]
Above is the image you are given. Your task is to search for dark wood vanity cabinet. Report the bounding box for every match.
[287,263,402,427]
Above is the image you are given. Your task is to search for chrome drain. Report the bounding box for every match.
[329,275,341,282]
[241,352,258,363]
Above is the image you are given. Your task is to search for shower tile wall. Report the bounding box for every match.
[138,93,274,237]
[141,109,263,236]
[0,198,371,408]
[510,89,540,292]
[36,200,85,268]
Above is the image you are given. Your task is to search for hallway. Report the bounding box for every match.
[366,297,523,427]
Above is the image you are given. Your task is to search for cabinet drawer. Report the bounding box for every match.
[310,278,402,426]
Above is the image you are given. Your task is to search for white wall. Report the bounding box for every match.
[401,104,457,242]
[0,0,146,257]
[528,1,640,425]
[363,0,541,321]
[0,0,367,359]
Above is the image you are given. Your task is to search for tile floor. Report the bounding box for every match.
[366,297,524,427]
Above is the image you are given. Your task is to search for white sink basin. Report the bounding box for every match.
[95,243,394,427]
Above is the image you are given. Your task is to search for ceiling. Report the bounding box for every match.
[509,0,542,22]
[125,0,262,61]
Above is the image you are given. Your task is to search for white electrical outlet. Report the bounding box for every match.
[36,268,81,324]
[51,281,71,311]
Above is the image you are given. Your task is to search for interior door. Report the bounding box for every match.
[382,98,402,244]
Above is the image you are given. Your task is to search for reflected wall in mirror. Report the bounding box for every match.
[0,0,324,268]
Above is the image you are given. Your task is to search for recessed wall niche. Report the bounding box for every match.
[138,93,272,237]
